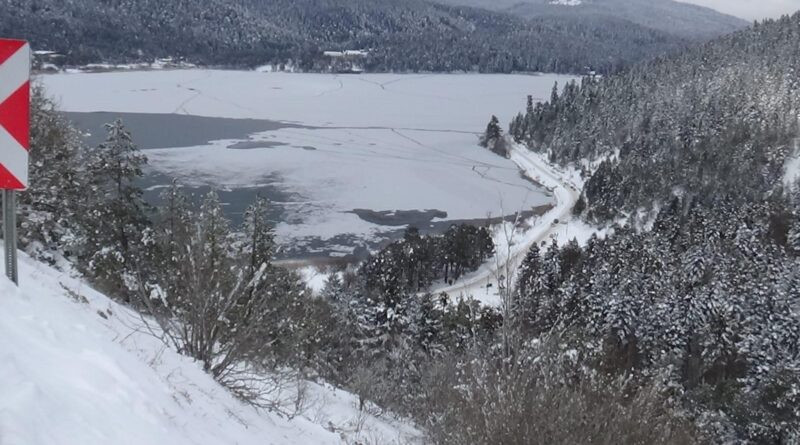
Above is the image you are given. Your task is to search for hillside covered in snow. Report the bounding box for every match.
[4,0,688,73]
[434,0,747,40]
[0,247,420,445]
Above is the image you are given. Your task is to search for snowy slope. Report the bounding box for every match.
[0,248,420,445]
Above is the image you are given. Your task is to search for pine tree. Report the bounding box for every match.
[146,181,194,310]
[572,194,587,216]
[79,119,150,299]
[17,86,85,263]
[549,81,559,107]
[510,112,525,143]
[513,244,546,333]
[480,115,506,155]
[229,195,278,337]
[241,195,276,280]
[196,191,235,298]
[322,273,347,306]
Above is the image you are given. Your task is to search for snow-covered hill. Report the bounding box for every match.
[0,247,420,444]
[5,0,687,74]
[433,0,747,40]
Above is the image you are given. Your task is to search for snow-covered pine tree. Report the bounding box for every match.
[480,115,507,156]
[526,94,535,117]
[241,195,276,280]
[225,195,277,343]
[17,85,85,263]
[513,244,546,333]
[78,119,149,300]
[510,112,525,143]
[196,190,235,296]
[144,181,194,312]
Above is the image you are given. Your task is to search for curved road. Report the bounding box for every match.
[430,143,581,304]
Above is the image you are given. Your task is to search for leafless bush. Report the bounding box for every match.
[422,334,702,445]
[131,189,313,411]
[220,365,309,418]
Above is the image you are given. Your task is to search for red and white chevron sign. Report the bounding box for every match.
[0,39,30,190]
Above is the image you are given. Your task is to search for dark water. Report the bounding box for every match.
[64,111,303,150]
[140,172,295,227]
[65,111,301,226]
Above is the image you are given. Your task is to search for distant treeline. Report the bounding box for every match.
[5,0,687,74]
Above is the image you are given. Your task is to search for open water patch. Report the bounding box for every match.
[64,111,307,149]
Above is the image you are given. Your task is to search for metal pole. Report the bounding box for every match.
[3,189,18,285]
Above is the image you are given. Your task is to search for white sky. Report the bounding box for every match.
[678,0,800,20]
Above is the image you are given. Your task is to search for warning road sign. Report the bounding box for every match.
[0,39,30,191]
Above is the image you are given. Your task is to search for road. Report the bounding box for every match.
[430,143,581,305]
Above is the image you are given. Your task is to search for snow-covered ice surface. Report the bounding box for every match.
[40,71,575,126]
[40,70,576,257]
[0,247,421,445]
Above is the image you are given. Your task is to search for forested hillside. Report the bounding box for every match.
[507,0,747,40]
[497,12,800,442]
[511,12,800,221]
[3,0,685,73]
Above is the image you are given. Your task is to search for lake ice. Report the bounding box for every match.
[41,70,577,259]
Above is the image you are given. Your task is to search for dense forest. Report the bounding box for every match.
[434,0,747,40]
[510,0,746,40]
[2,0,689,73]
[510,13,800,222]
[501,11,800,442]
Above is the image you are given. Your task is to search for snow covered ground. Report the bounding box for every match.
[0,247,421,445]
[40,71,576,256]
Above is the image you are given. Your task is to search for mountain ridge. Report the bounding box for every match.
[433,0,748,40]
[4,0,689,74]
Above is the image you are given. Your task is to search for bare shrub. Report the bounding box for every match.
[422,334,702,445]
[133,188,312,410]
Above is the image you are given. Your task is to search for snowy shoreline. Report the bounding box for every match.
[430,143,590,305]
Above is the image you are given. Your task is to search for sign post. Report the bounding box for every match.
[0,39,31,286]
[3,190,17,284]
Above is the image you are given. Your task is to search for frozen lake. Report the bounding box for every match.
[41,71,576,259]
